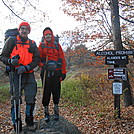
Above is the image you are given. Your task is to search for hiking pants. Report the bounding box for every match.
[9,72,37,124]
[9,72,37,105]
[41,70,61,106]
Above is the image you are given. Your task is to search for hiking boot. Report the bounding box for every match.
[54,104,59,121]
[44,106,50,122]
[25,114,36,131]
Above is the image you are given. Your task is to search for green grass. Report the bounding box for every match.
[0,79,42,103]
[36,79,42,88]
[61,70,111,107]
[0,84,10,103]
[61,78,87,106]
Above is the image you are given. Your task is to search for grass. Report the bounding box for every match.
[0,84,10,103]
[0,79,42,103]
[61,70,109,106]
[0,68,133,110]
[61,78,86,106]
[36,79,42,88]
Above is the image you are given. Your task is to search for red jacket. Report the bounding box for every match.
[10,35,34,73]
[38,41,67,74]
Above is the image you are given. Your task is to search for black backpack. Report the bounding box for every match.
[4,28,19,41]
[4,28,33,48]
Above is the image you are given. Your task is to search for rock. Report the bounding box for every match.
[10,115,82,134]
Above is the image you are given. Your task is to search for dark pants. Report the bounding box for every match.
[9,72,37,105]
[41,70,61,106]
[9,72,37,125]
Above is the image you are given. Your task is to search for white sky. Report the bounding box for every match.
[0,0,80,45]
[39,0,78,34]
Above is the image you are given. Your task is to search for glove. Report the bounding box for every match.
[5,66,11,76]
[16,65,31,74]
[25,65,31,71]
[8,58,19,66]
[8,55,20,66]
[61,74,66,81]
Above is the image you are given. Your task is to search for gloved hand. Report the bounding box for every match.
[60,74,66,81]
[25,65,31,71]
[16,65,31,74]
[8,58,19,66]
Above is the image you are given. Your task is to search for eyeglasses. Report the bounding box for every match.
[20,27,29,31]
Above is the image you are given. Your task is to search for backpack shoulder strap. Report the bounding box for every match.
[25,39,35,46]
[41,42,59,50]
[54,41,59,50]
[29,39,33,45]
[41,42,45,49]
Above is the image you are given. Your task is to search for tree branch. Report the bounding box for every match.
[119,2,134,8]
[119,15,134,23]
[2,0,27,22]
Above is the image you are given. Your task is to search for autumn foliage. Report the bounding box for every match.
[0,68,134,133]
[61,0,134,51]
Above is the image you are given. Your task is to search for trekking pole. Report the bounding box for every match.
[17,74,22,133]
[43,56,48,90]
[38,56,48,129]
[12,73,22,134]
[11,70,18,134]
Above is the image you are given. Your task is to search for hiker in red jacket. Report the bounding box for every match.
[0,22,40,132]
[38,27,67,122]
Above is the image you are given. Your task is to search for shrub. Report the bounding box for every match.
[61,70,112,106]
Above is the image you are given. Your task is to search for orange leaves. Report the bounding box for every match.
[121,24,127,29]
[90,52,96,57]
[65,50,75,57]
[91,32,103,39]
[0,102,12,133]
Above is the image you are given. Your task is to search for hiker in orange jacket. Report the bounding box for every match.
[38,27,67,122]
[0,22,40,132]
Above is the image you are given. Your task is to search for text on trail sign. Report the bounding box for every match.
[108,68,127,80]
[105,55,128,65]
[95,50,134,56]
[112,82,123,95]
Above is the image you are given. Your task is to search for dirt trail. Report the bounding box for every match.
[0,82,134,134]
[0,87,82,134]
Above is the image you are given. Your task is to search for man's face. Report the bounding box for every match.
[44,34,52,42]
[19,26,30,38]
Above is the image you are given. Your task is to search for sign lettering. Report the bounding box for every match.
[108,68,127,80]
[95,50,134,56]
[105,55,128,65]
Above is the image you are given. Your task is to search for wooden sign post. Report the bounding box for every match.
[95,49,134,118]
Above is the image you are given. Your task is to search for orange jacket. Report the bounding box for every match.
[10,35,34,73]
[38,41,67,74]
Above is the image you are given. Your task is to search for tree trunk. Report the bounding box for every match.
[110,0,133,107]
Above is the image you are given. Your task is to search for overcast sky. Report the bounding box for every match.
[0,0,80,45]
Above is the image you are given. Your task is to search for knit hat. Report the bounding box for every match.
[18,22,31,32]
